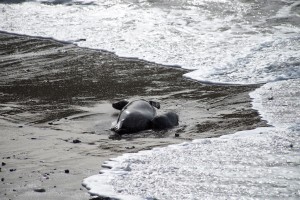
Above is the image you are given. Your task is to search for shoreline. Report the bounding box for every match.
[0,30,184,71]
[0,32,267,200]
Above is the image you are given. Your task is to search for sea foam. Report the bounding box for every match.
[83,79,300,199]
[0,0,299,84]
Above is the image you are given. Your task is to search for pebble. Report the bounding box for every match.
[72,139,81,144]
[34,188,46,193]
[64,169,69,174]
[1,178,4,182]
[9,169,16,172]
[175,133,180,137]
[1,162,5,166]
[125,146,135,149]
[43,175,49,179]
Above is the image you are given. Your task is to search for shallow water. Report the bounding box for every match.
[83,79,300,200]
[1,0,299,84]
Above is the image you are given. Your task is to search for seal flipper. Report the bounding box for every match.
[112,99,129,110]
[149,100,160,109]
[111,119,129,134]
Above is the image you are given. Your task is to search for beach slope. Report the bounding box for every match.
[0,32,267,200]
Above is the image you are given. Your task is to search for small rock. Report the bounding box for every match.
[18,125,23,128]
[31,137,37,140]
[125,146,135,149]
[9,169,16,172]
[1,178,4,182]
[13,189,17,192]
[175,133,180,137]
[72,139,81,144]
[43,174,49,179]
[64,169,69,174]
[290,144,293,148]
[48,122,53,125]
[268,97,274,100]
[34,188,46,193]
[1,162,6,166]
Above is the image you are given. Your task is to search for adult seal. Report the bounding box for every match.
[111,99,179,134]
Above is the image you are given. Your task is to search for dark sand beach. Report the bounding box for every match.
[0,32,267,200]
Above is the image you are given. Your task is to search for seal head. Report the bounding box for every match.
[152,112,179,130]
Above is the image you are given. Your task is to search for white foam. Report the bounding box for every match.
[1,0,299,84]
[83,79,300,199]
[250,79,300,128]
[275,0,300,18]
[184,36,300,84]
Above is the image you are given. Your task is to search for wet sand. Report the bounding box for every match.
[0,32,267,200]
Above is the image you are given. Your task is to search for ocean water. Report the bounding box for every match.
[1,0,299,199]
[82,79,300,199]
[1,0,300,84]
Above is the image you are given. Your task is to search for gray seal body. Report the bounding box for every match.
[111,99,178,134]
[111,100,159,134]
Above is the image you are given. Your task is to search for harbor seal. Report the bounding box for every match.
[111,99,178,134]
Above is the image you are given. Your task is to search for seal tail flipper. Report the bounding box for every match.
[149,100,160,109]
[112,99,129,110]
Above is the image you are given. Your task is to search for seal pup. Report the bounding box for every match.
[111,99,178,134]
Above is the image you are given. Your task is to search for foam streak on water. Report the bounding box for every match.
[83,80,300,200]
[0,0,300,84]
